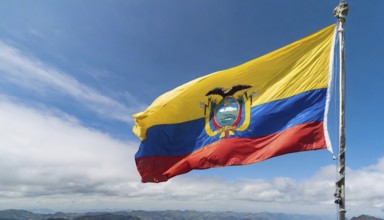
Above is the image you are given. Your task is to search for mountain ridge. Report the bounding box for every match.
[0,209,382,220]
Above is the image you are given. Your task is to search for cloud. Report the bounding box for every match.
[347,159,384,210]
[129,163,384,217]
[0,97,140,200]
[0,40,145,123]
[219,106,237,113]
[126,171,336,215]
[0,97,383,217]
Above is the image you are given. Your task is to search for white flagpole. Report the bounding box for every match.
[333,1,349,220]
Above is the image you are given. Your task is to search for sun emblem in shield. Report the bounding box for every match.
[200,85,256,138]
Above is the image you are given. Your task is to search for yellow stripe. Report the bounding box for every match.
[133,24,336,140]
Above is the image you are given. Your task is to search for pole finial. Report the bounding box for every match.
[333,2,349,20]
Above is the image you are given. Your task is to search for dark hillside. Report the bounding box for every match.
[351,215,383,220]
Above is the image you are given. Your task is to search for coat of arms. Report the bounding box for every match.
[200,84,256,138]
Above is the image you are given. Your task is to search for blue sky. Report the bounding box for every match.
[0,0,383,219]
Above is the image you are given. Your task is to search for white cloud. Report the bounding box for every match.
[347,159,384,213]
[0,97,140,200]
[128,164,384,218]
[0,97,383,218]
[219,106,237,113]
[0,40,144,123]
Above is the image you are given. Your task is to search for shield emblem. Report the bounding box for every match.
[213,97,241,128]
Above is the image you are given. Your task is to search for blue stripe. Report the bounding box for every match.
[135,88,326,158]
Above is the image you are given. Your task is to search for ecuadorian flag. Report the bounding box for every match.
[133,24,336,183]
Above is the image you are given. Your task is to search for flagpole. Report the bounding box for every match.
[333,1,348,220]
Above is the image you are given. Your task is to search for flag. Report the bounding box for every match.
[133,24,336,183]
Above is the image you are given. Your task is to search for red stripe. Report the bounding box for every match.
[136,121,326,183]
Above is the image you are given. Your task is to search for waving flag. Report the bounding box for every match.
[133,24,336,183]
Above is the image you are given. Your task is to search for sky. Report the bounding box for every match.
[0,0,383,219]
